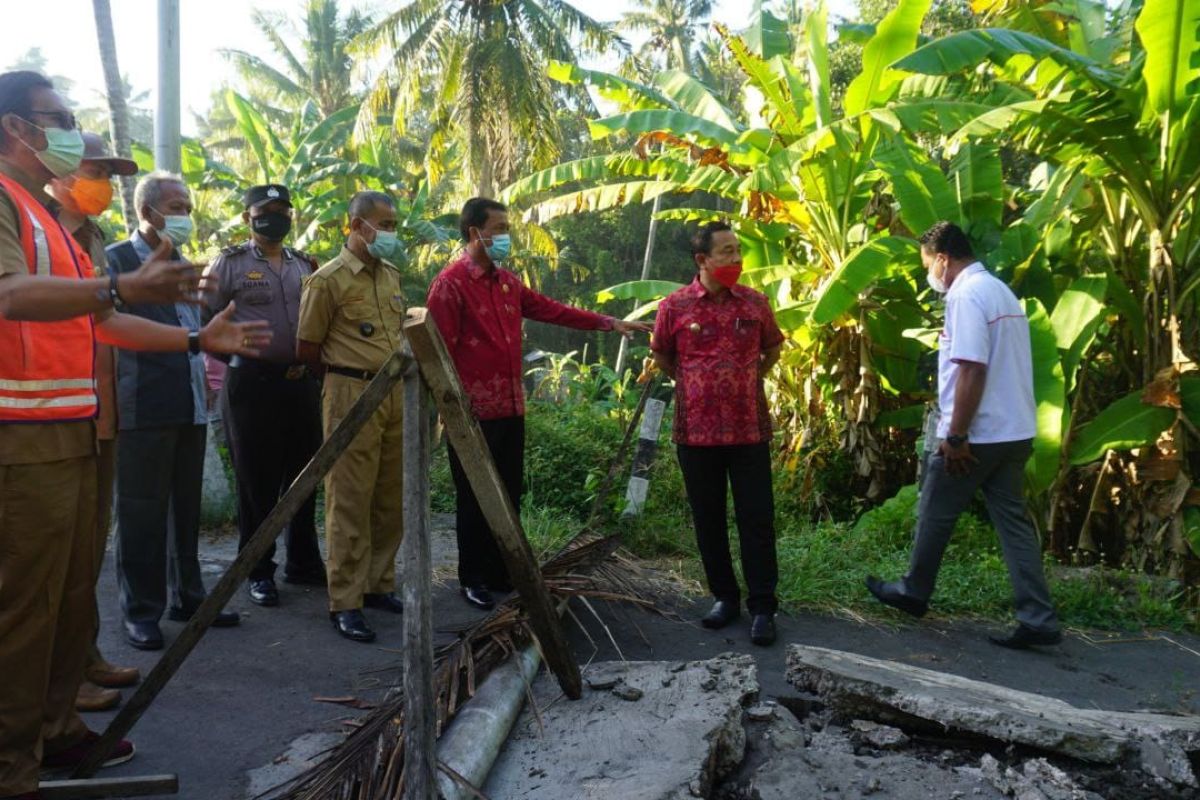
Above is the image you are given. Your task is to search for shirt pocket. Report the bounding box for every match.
[238,279,273,306]
[731,317,762,358]
[342,301,375,321]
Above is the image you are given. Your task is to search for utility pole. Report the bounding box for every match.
[614,194,662,377]
[154,0,181,173]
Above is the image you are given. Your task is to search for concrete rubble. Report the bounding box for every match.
[484,653,758,799]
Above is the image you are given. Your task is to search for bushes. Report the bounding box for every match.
[428,393,1196,631]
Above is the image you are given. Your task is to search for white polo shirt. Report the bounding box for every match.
[936,262,1037,444]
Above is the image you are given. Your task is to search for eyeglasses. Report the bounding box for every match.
[26,109,79,131]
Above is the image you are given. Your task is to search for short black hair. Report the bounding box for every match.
[0,71,54,149]
[348,190,393,220]
[919,221,974,260]
[690,221,733,258]
[459,197,507,242]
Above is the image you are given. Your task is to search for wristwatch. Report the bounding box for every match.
[188,330,201,355]
[108,271,126,311]
[945,433,969,448]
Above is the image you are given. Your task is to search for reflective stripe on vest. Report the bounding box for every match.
[0,173,98,423]
[26,209,51,276]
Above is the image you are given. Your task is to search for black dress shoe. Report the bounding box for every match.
[364,592,404,613]
[988,624,1063,650]
[330,610,376,643]
[865,576,928,618]
[460,586,495,610]
[701,599,740,629]
[283,566,328,586]
[167,606,241,627]
[750,614,777,646]
[248,578,279,607]
[124,620,163,651]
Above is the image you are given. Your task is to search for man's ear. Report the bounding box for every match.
[242,210,251,226]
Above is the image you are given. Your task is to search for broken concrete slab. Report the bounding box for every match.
[787,644,1200,787]
[484,653,757,799]
[980,754,1106,800]
[742,700,1006,800]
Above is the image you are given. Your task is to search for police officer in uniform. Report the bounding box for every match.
[205,184,326,608]
[297,190,406,643]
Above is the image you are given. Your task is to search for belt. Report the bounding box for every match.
[327,365,377,381]
[229,356,309,380]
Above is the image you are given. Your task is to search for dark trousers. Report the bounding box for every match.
[677,442,778,615]
[903,438,1059,632]
[115,424,207,623]
[222,362,324,581]
[448,416,524,590]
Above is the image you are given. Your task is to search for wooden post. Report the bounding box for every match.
[403,309,582,700]
[73,351,412,779]
[39,775,178,799]
[401,351,437,800]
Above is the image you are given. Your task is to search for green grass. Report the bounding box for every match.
[431,401,1197,633]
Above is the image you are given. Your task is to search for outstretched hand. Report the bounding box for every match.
[613,319,653,339]
[119,238,211,306]
[199,302,273,356]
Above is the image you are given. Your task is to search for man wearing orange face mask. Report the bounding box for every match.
[46,132,143,713]
[651,221,785,646]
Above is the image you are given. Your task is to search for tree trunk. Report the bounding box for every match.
[91,0,137,235]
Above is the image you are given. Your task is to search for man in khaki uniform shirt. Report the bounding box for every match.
[297,190,406,644]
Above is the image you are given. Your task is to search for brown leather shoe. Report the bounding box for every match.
[75,681,121,712]
[86,659,140,688]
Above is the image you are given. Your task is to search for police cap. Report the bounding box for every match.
[243,184,292,209]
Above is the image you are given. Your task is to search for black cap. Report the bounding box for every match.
[243,184,291,209]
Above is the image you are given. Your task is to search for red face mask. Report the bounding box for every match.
[710,261,742,289]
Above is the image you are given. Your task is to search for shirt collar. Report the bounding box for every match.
[687,274,747,301]
[340,245,368,275]
[0,158,50,203]
[250,241,294,262]
[132,230,154,260]
[460,250,496,280]
[947,261,986,297]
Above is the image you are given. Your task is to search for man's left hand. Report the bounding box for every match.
[612,319,653,338]
[200,302,274,356]
[939,438,978,476]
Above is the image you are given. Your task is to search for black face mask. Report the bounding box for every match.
[251,210,292,242]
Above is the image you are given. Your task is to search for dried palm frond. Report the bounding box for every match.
[263,382,673,800]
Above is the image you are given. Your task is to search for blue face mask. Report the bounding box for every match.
[364,221,401,260]
[18,122,84,177]
[152,208,194,246]
[485,233,511,263]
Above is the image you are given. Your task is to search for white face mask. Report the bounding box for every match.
[926,257,948,294]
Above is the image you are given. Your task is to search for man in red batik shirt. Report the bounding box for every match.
[427,197,651,611]
[651,221,785,646]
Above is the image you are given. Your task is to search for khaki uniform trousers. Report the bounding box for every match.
[85,438,116,671]
[0,455,97,795]
[322,372,404,612]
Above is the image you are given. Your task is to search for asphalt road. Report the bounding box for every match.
[79,521,1200,799]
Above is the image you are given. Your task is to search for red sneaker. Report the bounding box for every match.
[42,730,135,770]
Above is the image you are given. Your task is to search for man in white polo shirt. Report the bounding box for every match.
[866,221,1061,649]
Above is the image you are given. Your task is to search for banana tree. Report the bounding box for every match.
[894,0,1200,575]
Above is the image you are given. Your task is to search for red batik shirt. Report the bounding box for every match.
[427,251,614,420]
[652,278,785,446]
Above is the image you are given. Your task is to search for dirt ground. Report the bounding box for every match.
[79,520,1200,799]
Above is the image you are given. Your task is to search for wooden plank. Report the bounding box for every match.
[787,644,1200,787]
[74,351,412,778]
[39,774,178,799]
[403,308,582,700]
[401,356,437,800]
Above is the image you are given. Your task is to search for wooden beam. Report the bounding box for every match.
[74,351,412,778]
[403,308,582,700]
[401,355,437,800]
[39,774,178,799]
[787,644,1200,787]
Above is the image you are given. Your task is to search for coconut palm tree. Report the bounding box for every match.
[221,0,371,119]
[91,0,137,232]
[357,0,622,197]
[618,0,713,75]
